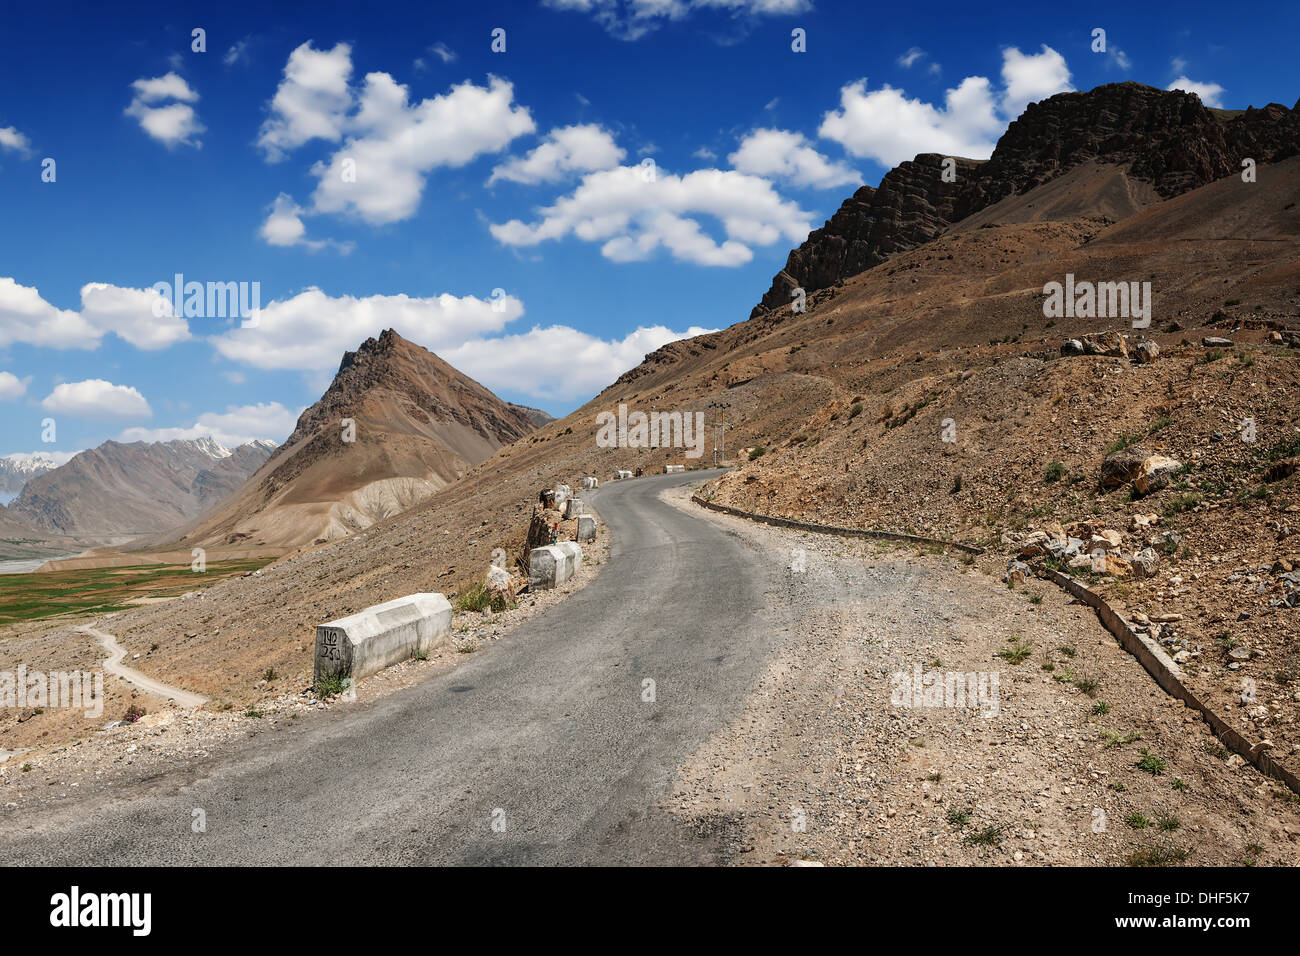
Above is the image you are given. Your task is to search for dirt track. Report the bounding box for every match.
[76,624,208,709]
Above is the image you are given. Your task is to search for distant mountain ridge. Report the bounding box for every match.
[9,437,276,538]
[0,452,68,496]
[507,403,555,429]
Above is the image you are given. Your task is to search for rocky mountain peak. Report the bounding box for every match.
[287,329,536,453]
[753,82,1300,316]
[159,331,544,551]
[337,327,405,376]
[189,436,233,459]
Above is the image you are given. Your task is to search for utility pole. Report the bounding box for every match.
[720,403,726,465]
[709,401,729,467]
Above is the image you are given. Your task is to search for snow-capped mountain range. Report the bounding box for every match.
[3,437,278,537]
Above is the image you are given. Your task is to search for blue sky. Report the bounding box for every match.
[0,0,1295,461]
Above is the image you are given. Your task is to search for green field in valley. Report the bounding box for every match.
[0,559,274,626]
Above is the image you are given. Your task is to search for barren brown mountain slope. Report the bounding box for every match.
[690,160,1300,773]
[10,438,274,541]
[0,507,76,562]
[148,329,540,553]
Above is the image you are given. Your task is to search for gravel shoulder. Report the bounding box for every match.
[665,489,1300,866]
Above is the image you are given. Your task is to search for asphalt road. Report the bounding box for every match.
[0,470,793,865]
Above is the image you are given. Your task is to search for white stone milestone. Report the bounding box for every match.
[314,593,452,684]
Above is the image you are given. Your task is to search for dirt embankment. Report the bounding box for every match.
[704,341,1300,779]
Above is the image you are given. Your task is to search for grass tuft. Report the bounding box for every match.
[454,581,512,614]
[314,673,349,698]
[1136,749,1167,775]
[997,637,1033,665]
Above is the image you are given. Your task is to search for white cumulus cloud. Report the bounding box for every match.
[259,193,352,253]
[309,73,535,224]
[258,44,535,231]
[1000,44,1073,118]
[124,72,204,148]
[79,282,192,350]
[210,288,525,371]
[443,323,717,402]
[0,278,97,350]
[490,164,812,266]
[1168,76,1226,108]
[819,45,1073,167]
[42,380,152,420]
[819,77,1003,166]
[728,128,860,189]
[0,126,32,156]
[0,371,29,400]
[489,124,625,185]
[257,42,354,162]
[0,277,191,351]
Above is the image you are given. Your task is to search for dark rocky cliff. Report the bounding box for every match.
[753,83,1300,316]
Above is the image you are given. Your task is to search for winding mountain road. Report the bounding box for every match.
[0,470,796,865]
[76,624,209,710]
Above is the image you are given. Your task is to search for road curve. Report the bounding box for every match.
[1,470,794,865]
[76,624,209,710]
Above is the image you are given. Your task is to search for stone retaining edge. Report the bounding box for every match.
[690,495,985,554]
[1038,567,1300,796]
